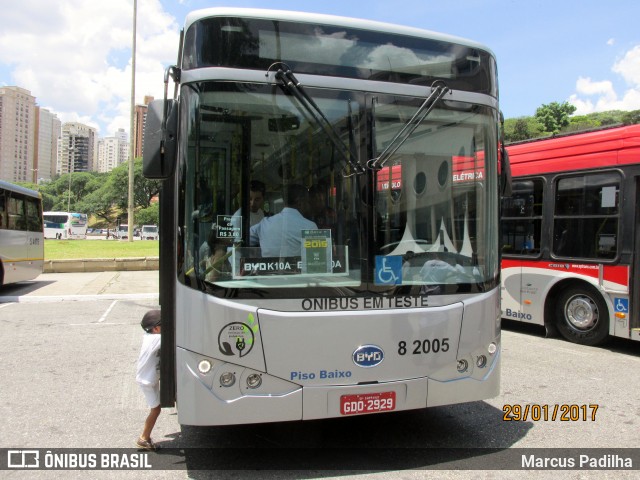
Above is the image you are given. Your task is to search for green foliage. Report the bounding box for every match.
[135,202,159,226]
[622,109,640,125]
[505,106,640,144]
[23,158,160,226]
[504,117,547,143]
[535,101,577,134]
[107,159,161,211]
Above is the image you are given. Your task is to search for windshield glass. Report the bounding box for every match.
[372,95,499,293]
[177,82,499,298]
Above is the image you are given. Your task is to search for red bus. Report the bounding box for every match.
[501,124,640,345]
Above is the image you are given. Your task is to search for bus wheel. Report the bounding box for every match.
[555,286,609,346]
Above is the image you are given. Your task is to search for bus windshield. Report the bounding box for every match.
[178,82,499,297]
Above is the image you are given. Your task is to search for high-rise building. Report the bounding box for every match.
[34,107,61,183]
[0,86,36,183]
[57,122,98,175]
[97,128,129,172]
[133,95,154,159]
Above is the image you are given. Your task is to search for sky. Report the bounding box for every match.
[1,0,639,138]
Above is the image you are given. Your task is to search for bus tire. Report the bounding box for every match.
[554,286,609,346]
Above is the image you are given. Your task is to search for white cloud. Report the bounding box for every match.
[569,44,640,115]
[0,0,179,137]
[613,45,640,85]
[607,38,615,46]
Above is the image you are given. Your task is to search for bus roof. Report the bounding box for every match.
[184,7,494,55]
[0,179,41,199]
[506,124,640,176]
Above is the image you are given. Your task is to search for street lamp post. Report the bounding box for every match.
[127,0,137,242]
[67,141,75,213]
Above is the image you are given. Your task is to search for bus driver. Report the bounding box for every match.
[250,184,317,258]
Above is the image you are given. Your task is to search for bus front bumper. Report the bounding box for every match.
[175,346,500,426]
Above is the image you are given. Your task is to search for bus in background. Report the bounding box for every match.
[43,212,88,239]
[501,124,640,345]
[144,8,507,426]
[0,180,44,286]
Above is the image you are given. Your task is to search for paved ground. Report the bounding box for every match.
[0,271,159,303]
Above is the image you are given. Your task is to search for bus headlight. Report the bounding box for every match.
[246,373,262,389]
[219,372,236,387]
[488,342,497,355]
[476,355,487,368]
[456,359,468,373]
[198,360,212,374]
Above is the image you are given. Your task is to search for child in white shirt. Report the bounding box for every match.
[136,310,161,450]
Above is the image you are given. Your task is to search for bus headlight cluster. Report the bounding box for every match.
[219,371,236,387]
[476,355,487,368]
[488,342,497,355]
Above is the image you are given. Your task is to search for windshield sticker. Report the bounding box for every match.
[233,248,348,278]
[216,215,240,239]
[301,229,332,274]
[375,255,402,285]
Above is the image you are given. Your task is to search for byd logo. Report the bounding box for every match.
[352,345,385,368]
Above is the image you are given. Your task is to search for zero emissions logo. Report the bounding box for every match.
[218,314,259,358]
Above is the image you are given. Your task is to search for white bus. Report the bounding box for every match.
[43,212,88,239]
[143,8,508,425]
[0,180,44,286]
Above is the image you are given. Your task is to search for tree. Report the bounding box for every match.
[504,117,546,143]
[622,109,640,125]
[565,115,600,133]
[108,159,161,211]
[135,202,159,226]
[77,182,118,224]
[535,101,577,134]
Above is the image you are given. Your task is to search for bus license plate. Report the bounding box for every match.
[340,392,396,415]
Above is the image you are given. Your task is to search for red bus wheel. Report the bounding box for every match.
[555,286,609,346]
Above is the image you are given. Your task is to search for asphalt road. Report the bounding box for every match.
[0,273,638,479]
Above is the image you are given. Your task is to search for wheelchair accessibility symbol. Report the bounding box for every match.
[375,256,402,285]
[614,298,628,313]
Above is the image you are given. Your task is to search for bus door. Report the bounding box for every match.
[25,197,42,269]
[501,258,524,320]
[501,178,544,323]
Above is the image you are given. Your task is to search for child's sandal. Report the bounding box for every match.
[136,437,159,451]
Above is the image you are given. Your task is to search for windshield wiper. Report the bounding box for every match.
[269,63,366,176]
[367,81,450,171]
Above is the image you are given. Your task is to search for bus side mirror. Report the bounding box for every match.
[143,99,178,179]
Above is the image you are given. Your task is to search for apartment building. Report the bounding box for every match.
[133,95,154,159]
[35,107,61,182]
[57,122,98,175]
[0,86,36,183]
[97,128,129,172]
